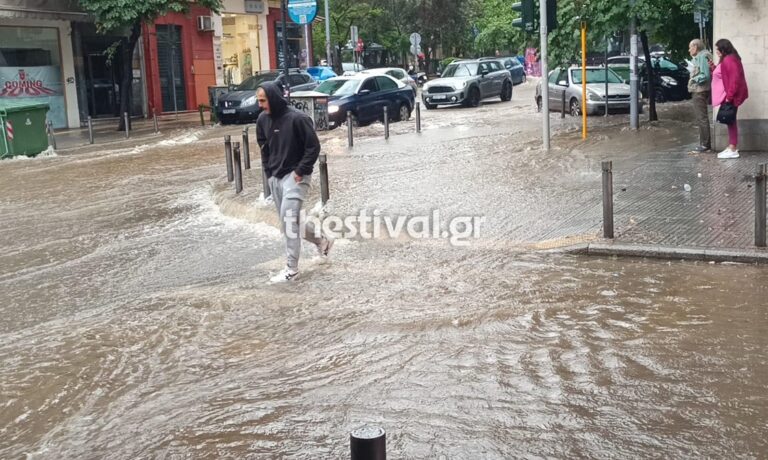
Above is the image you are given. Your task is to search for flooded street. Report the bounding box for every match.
[2,82,768,458]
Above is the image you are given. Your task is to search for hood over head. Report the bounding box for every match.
[258,81,288,117]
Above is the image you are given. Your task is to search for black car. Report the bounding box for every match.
[295,74,415,129]
[216,69,317,124]
[607,55,690,102]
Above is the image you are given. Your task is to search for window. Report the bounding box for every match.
[479,62,490,74]
[288,74,306,86]
[360,78,378,93]
[570,68,623,84]
[376,76,397,91]
[442,63,477,77]
[488,61,502,72]
[548,70,560,84]
[387,69,404,80]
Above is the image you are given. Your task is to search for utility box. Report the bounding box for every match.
[0,100,50,158]
[289,94,329,131]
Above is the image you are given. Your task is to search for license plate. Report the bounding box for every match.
[222,109,235,114]
[432,95,446,100]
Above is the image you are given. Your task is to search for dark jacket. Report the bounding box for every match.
[256,82,320,179]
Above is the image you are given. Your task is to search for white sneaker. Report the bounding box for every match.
[317,237,334,258]
[717,148,739,159]
[269,267,299,283]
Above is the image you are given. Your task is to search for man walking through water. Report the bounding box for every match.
[256,82,333,283]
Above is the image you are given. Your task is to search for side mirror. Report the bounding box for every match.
[359,89,371,96]
[558,80,567,86]
[481,70,489,77]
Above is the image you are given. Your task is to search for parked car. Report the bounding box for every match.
[360,67,417,95]
[296,73,414,129]
[341,62,366,75]
[421,59,513,109]
[306,66,337,82]
[479,56,526,85]
[216,69,317,124]
[535,66,643,116]
[606,55,690,102]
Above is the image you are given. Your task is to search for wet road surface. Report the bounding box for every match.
[2,82,768,458]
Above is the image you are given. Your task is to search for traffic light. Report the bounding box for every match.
[547,0,558,32]
[512,0,535,33]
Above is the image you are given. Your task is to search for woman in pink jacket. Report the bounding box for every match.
[712,39,749,159]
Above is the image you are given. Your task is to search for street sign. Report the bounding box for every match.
[409,32,421,46]
[351,25,358,45]
[287,0,317,25]
[409,45,421,55]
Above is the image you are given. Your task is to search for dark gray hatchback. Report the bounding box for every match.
[216,70,318,124]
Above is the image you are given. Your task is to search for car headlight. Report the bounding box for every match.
[661,75,677,86]
[242,95,257,106]
[587,90,602,101]
[328,105,340,114]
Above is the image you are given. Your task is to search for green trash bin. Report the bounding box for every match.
[0,100,50,158]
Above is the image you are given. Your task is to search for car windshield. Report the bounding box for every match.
[315,78,359,96]
[571,68,623,84]
[652,58,679,71]
[234,74,279,91]
[442,63,478,77]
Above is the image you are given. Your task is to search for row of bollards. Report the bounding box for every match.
[601,161,768,247]
[346,101,424,148]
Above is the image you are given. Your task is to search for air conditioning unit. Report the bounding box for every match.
[197,16,213,32]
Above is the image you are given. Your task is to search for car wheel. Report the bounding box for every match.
[536,96,542,112]
[655,90,667,103]
[500,82,512,102]
[466,87,481,107]
[570,98,581,117]
[398,103,410,121]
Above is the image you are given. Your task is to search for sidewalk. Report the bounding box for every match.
[50,111,213,151]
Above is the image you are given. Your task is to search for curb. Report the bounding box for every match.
[574,241,768,264]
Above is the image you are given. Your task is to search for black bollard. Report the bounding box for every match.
[199,105,206,127]
[224,135,234,182]
[347,111,354,148]
[350,425,386,460]
[87,116,94,144]
[153,108,159,133]
[415,101,421,133]
[124,112,129,138]
[561,91,566,118]
[756,164,767,247]
[319,154,329,205]
[242,127,251,170]
[602,161,614,239]
[383,105,389,140]
[233,142,243,194]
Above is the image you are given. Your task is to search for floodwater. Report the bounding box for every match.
[2,83,767,458]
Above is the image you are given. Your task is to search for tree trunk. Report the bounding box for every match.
[640,30,658,122]
[117,22,142,132]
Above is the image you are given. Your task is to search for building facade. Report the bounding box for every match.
[713,0,767,151]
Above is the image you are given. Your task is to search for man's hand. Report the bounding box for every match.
[293,172,302,183]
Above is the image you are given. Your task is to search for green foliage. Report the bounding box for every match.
[77,0,222,33]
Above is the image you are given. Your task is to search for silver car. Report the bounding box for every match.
[422,59,513,109]
[535,66,643,116]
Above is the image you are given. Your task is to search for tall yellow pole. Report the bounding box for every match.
[581,21,587,140]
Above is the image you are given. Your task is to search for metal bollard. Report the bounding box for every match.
[561,91,566,118]
[233,142,243,194]
[319,154,330,205]
[153,108,159,133]
[87,116,94,144]
[383,105,389,140]
[347,111,354,148]
[415,101,421,133]
[47,120,57,149]
[756,164,767,247]
[350,426,385,460]
[242,127,251,170]
[224,135,234,182]
[199,105,206,127]
[123,112,129,138]
[602,161,614,239]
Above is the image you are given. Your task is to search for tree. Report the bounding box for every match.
[77,0,222,130]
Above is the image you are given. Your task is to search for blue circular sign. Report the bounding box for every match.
[288,0,318,25]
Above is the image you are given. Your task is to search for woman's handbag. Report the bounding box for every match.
[717,102,737,124]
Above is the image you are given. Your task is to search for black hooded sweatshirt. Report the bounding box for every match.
[256,82,320,179]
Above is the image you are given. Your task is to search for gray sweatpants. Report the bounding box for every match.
[269,173,324,270]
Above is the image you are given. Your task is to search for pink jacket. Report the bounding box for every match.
[711,65,726,106]
[720,54,748,107]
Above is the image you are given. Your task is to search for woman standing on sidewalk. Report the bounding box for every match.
[712,39,749,159]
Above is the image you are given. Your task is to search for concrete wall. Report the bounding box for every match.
[713,0,767,151]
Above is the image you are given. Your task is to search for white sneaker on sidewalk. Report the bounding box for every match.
[269,267,299,283]
[717,148,739,159]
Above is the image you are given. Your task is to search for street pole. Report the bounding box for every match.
[605,37,609,117]
[629,0,639,129]
[281,0,290,99]
[304,24,311,67]
[540,0,550,152]
[324,0,332,66]
[581,21,587,140]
